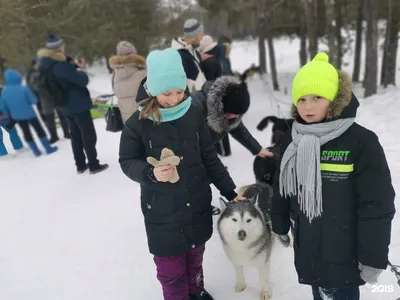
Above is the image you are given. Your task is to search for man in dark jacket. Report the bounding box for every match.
[27,57,70,144]
[38,33,108,174]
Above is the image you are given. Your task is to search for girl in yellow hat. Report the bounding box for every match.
[272,53,395,300]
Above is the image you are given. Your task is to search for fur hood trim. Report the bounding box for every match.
[206,76,243,133]
[37,48,66,62]
[109,54,146,70]
[291,70,353,120]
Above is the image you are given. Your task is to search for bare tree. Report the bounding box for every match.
[364,0,378,97]
[334,0,343,69]
[301,0,318,58]
[266,28,279,90]
[352,0,364,82]
[381,0,399,87]
[299,13,308,66]
[324,0,338,65]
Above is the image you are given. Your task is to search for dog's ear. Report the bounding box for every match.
[249,194,259,207]
[219,197,228,211]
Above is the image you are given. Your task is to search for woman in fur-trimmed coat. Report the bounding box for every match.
[109,41,147,123]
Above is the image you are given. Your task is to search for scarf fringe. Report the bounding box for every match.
[279,118,355,223]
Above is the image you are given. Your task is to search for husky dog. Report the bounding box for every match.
[217,192,274,300]
[236,182,292,248]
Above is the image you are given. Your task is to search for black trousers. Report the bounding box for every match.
[67,111,99,169]
[17,117,46,142]
[45,107,70,139]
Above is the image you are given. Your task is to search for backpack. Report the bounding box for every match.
[37,63,69,107]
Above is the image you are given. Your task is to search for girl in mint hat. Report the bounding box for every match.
[272,53,395,300]
[119,48,244,300]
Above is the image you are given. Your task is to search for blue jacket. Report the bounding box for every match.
[1,69,38,121]
[38,48,92,115]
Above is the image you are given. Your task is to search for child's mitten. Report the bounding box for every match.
[146,148,180,183]
[358,262,383,284]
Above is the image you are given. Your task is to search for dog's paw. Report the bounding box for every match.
[234,282,247,292]
[261,288,272,300]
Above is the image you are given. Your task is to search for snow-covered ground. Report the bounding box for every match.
[1,38,399,300]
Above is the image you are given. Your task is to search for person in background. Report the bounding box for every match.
[0,69,57,157]
[171,19,206,92]
[109,40,147,123]
[216,36,234,76]
[198,35,222,81]
[27,56,71,144]
[38,33,108,174]
[198,35,232,157]
[0,85,24,158]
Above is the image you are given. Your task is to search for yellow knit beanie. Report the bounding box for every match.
[292,52,339,105]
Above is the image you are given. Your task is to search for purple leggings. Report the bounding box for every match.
[153,244,206,300]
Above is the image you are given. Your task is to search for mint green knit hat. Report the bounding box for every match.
[145,48,187,96]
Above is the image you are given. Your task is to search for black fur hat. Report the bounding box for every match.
[222,81,250,115]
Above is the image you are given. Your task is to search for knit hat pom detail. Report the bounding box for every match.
[312,52,329,63]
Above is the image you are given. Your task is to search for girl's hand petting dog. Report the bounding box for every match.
[257,148,274,158]
[232,196,247,202]
[153,164,175,182]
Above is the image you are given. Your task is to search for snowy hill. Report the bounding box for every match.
[0,38,399,299]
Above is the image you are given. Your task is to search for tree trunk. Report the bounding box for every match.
[257,17,267,74]
[382,0,399,87]
[299,13,308,66]
[324,0,337,65]
[266,32,279,91]
[352,0,364,82]
[334,0,343,69]
[386,15,399,86]
[302,0,318,58]
[364,0,378,98]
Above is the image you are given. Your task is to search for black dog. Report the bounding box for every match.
[257,116,294,145]
[253,116,294,185]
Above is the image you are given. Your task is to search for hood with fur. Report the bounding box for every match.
[109,54,146,79]
[206,76,243,133]
[37,48,66,62]
[291,70,359,121]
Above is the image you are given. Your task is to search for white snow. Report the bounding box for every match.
[1,38,399,299]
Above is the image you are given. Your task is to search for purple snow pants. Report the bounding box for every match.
[153,244,206,300]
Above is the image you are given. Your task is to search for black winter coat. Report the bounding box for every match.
[135,76,263,155]
[272,71,396,288]
[200,46,222,81]
[119,102,237,257]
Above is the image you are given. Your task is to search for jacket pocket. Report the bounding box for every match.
[321,221,357,264]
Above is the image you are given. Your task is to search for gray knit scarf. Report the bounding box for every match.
[279,118,355,222]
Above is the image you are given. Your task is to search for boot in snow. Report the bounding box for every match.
[89,163,109,175]
[77,165,89,174]
[189,289,215,300]
[28,141,42,157]
[40,137,58,154]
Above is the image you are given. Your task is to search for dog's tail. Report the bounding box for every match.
[257,116,279,131]
[236,184,251,196]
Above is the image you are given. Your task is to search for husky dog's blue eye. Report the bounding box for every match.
[232,218,237,222]
[246,219,251,223]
